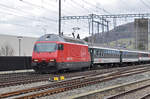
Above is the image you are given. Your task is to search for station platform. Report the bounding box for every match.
[0,69,34,74]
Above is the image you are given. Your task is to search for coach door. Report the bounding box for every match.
[120,51,122,63]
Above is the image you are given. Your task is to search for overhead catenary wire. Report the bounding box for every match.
[59,1,87,15]
[0,10,58,31]
[0,21,32,28]
[70,0,91,13]
[42,0,75,15]
[20,0,76,16]
[19,0,58,14]
[0,9,57,23]
[82,0,111,14]
[0,1,58,23]
[140,0,150,9]
[0,3,57,22]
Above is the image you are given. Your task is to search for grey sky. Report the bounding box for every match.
[0,0,149,38]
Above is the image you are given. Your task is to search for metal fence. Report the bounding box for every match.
[0,56,32,71]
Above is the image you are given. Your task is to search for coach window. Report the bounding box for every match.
[100,50,102,57]
[94,50,96,56]
[101,50,103,57]
[108,50,110,57]
[116,51,118,57]
[116,51,117,57]
[97,50,99,57]
[112,51,114,57]
[103,50,105,57]
[126,52,130,58]
[111,50,112,57]
[105,50,107,57]
[123,52,126,58]
[142,53,144,57]
[110,50,112,57]
[109,50,112,57]
[98,50,101,57]
[99,50,101,57]
[106,50,108,57]
[131,53,133,58]
[117,51,118,57]
[125,52,127,58]
[110,50,112,56]
[97,49,99,57]
[113,51,115,57]
[96,50,99,57]
[126,52,128,58]
[96,49,98,55]
[102,50,104,57]
[115,51,117,57]
[109,50,111,57]
[123,52,125,57]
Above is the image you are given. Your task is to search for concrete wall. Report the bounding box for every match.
[0,34,38,56]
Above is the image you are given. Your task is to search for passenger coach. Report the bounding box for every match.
[89,46,120,66]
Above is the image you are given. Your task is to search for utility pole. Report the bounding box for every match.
[58,0,61,36]
[90,14,94,44]
[106,21,109,45]
[17,36,23,56]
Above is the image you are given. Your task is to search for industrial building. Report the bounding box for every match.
[135,18,149,51]
[0,34,37,56]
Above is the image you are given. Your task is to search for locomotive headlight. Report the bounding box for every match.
[33,59,38,62]
[50,59,55,62]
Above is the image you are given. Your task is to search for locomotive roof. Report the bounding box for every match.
[88,43,120,51]
[88,43,150,53]
[89,46,120,51]
[37,34,87,45]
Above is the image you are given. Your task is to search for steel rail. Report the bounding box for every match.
[1,66,150,99]
[106,84,150,99]
[14,68,150,99]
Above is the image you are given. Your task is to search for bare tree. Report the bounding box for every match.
[0,43,14,56]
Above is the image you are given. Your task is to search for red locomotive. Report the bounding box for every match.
[32,34,91,73]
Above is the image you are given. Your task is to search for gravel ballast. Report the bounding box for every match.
[42,71,150,99]
[1,71,150,99]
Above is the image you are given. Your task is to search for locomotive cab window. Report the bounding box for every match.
[58,44,64,50]
[34,43,57,52]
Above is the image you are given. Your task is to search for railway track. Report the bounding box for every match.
[0,64,149,88]
[1,64,150,99]
[106,83,150,99]
[141,94,150,99]
[72,78,150,99]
